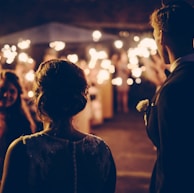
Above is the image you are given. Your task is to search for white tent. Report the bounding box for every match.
[0,22,117,45]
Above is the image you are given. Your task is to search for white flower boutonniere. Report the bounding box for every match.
[136,99,150,126]
[136,99,150,113]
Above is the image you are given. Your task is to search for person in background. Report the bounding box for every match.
[114,50,131,113]
[137,1,194,193]
[0,111,7,179]
[0,70,35,180]
[0,59,116,193]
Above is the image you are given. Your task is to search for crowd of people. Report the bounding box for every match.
[0,1,193,193]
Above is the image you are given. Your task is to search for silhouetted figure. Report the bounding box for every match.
[0,70,34,180]
[139,1,194,193]
[0,59,116,193]
[114,50,131,113]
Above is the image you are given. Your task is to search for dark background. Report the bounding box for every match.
[0,0,193,36]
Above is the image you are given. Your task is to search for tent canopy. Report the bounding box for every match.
[0,22,117,45]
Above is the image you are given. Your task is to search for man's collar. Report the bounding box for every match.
[170,53,194,72]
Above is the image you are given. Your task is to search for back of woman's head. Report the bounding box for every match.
[34,59,88,121]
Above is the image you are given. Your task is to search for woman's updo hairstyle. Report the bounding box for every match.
[33,59,88,121]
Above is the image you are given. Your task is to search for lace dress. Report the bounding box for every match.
[0,132,116,193]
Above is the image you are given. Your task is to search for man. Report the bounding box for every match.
[146,1,194,193]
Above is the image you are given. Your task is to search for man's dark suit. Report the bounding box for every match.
[146,61,194,193]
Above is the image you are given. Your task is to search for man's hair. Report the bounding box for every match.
[150,0,194,38]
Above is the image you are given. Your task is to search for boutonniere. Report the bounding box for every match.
[136,99,150,113]
[136,99,150,126]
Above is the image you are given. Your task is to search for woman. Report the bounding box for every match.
[114,50,131,113]
[0,70,35,180]
[0,59,116,193]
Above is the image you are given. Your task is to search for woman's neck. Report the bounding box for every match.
[43,120,86,140]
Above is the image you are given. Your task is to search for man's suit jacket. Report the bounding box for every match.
[146,61,194,193]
